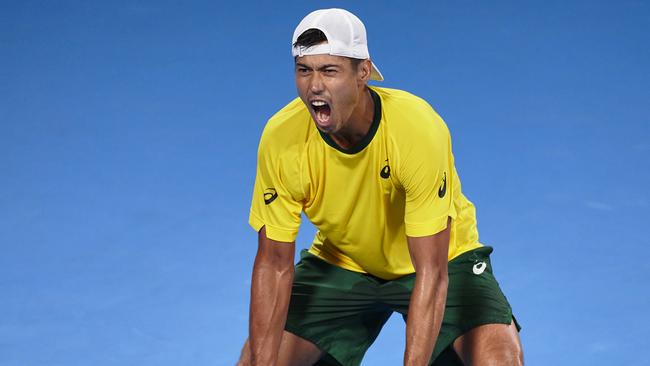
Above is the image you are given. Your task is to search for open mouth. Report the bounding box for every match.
[311,100,331,125]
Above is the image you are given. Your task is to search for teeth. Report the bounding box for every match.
[311,101,327,107]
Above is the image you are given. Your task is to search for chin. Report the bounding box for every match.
[315,123,335,134]
[312,117,339,134]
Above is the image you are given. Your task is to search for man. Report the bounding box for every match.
[238,8,523,366]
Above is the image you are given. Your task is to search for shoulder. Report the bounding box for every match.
[373,86,432,111]
[372,86,450,143]
[258,97,314,154]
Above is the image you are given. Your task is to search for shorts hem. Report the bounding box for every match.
[459,316,517,335]
[284,326,354,366]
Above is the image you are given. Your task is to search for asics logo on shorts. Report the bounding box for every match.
[473,261,487,275]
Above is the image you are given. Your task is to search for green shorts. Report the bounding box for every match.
[284,246,521,366]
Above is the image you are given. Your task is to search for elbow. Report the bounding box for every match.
[438,271,448,291]
[253,249,295,281]
[255,252,293,272]
[416,266,448,292]
[431,269,448,302]
[276,261,295,280]
[434,269,449,291]
[417,266,448,281]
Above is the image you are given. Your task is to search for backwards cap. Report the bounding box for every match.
[291,8,384,81]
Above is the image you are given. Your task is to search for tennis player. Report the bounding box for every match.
[238,8,523,366]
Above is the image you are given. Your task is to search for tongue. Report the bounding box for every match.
[315,105,331,124]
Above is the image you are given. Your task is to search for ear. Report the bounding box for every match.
[358,59,372,83]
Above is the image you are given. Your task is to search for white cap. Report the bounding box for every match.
[292,8,384,81]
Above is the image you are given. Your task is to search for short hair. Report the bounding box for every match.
[293,28,328,49]
[293,28,364,69]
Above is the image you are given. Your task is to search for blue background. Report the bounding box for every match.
[1,1,648,365]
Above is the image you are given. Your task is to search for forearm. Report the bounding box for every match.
[249,257,294,366]
[404,270,448,366]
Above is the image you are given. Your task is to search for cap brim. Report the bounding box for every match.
[370,61,384,81]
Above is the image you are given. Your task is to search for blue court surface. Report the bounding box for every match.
[1,1,648,365]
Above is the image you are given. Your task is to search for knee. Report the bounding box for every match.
[454,324,524,366]
[485,322,524,366]
[505,330,524,365]
[486,340,524,366]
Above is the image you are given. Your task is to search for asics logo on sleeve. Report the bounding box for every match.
[380,159,390,179]
[473,261,487,275]
[438,172,447,198]
[263,188,278,205]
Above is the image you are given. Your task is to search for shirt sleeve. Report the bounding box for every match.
[248,130,302,243]
[399,113,457,237]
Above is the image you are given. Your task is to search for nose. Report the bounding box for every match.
[309,72,324,94]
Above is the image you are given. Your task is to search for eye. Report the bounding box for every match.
[324,68,337,75]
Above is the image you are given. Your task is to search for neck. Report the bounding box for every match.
[329,87,374,149]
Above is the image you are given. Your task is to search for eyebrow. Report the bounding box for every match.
[295,63,343,71]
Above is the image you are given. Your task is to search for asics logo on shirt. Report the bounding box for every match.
[380,159,390,179]
[473,261,487,275]
[438,172,447,198]
[264,188,278,205]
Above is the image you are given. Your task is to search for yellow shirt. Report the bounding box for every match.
[249,87,483,280]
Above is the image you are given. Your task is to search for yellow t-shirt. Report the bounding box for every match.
[249,86,483,280]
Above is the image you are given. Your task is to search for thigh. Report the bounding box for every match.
[238,333,323,366]
[452,320,523,366]
[436,246,522,365]
[278,331,326,366]
[388,246,522,365]
[286,250,393,366]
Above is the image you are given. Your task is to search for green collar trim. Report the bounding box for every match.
[318,88,382,155]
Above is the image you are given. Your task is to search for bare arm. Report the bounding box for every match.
[403,218,451,366]
[248,226,295,366]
